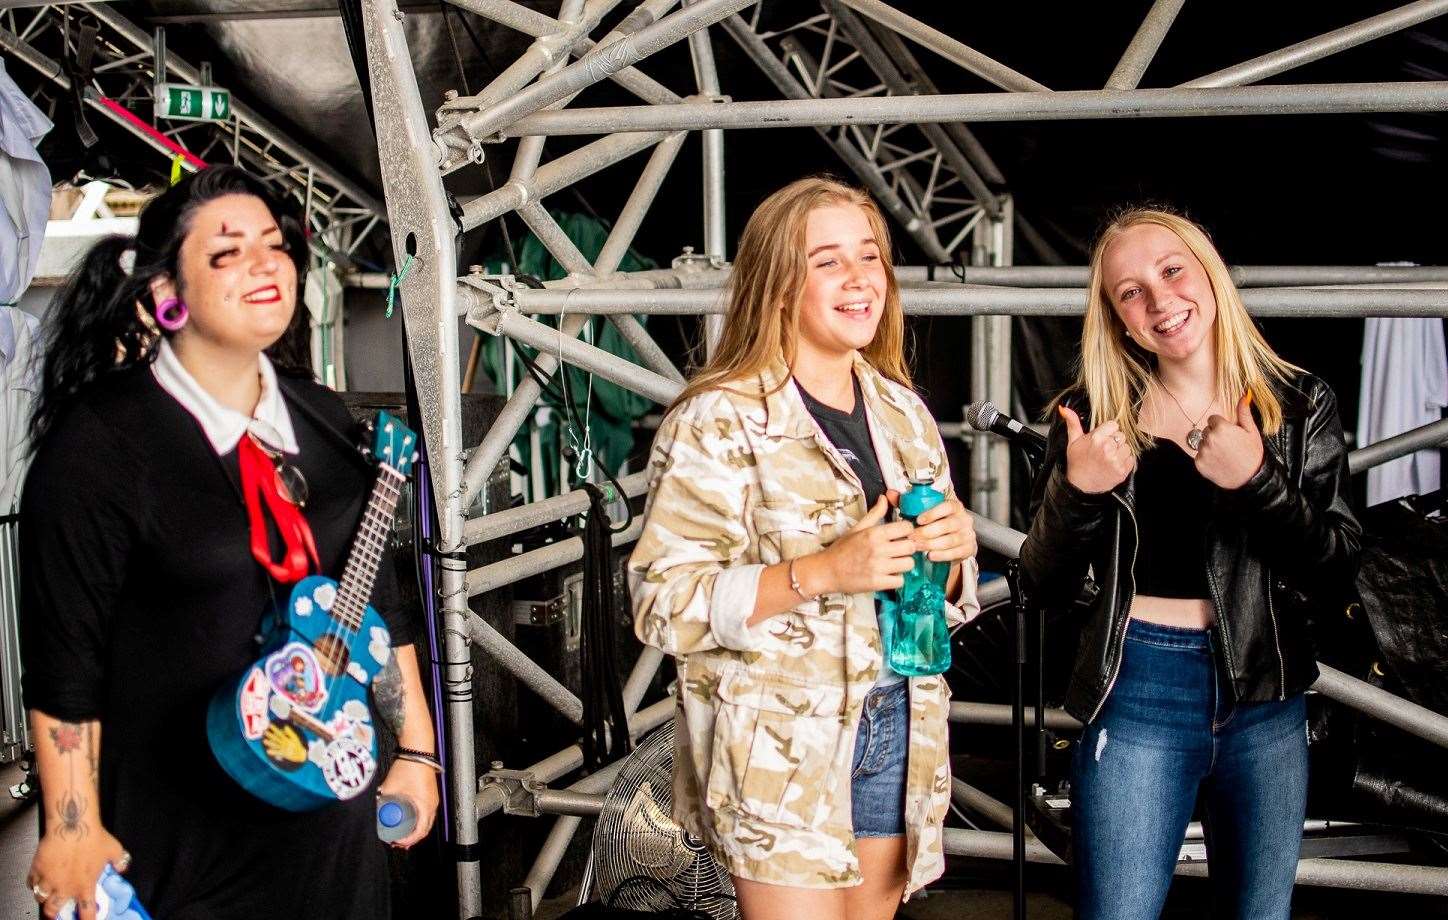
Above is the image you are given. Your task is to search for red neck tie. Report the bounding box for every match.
[238,437,319,583]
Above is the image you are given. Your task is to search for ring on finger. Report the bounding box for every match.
[115,850,132,873]
[31,883,48,902]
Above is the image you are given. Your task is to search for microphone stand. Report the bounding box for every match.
[1007,559,1030,920]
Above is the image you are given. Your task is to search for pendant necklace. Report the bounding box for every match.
[1156,379,1213,451]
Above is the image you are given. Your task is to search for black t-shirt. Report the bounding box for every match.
[20,365,412,920]
[796,374,885,509]
[1133,439,1213,599]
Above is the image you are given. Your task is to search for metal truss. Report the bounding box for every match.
[0,2,383,255]
[723,2,1000,262]
[356,0,1448,914]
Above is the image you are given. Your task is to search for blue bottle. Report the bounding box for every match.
[883,473,952,676]
[377,794,417,843]
[57,864,150,920]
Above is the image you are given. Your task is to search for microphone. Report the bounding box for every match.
[964,401,1047,461]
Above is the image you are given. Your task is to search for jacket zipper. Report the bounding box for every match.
[1265,567,1287,701]
[1265,420,1293,701]
[1088,493,1138,725]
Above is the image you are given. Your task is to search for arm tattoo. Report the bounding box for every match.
[372,656,405,735]
[49,723,83,754]
[55,790,89,840]
[47,719,97,839]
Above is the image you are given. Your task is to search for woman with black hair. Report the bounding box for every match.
[20,166,438,920]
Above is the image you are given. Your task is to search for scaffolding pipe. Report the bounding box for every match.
[596,131,689,275]
[472,308,681,405]
[1313,662,1448,751]
[621,646,665,715]
[466,516,646,597]
[950,702,1081,731]
[609,313,687,382]
[448,0,561,38]
[461,130,670,232]
[466,613,587,725]
[834,0,1050,93]
[464,471,651,546]
[894,264,1448,286]
[502,80,1448,136]
[942,830,1448,893]
[1182,0,1448,89]
[520,757,628,909]
[973,511,1026,557]
[453,0,754,143]
[499,284,1448,317]
[459,314,589,508]
[518,201,595,276]
[952,777,1019,831]
[477,697,673,818]
[1105,0,1187,90]
[1347,417,1448,473]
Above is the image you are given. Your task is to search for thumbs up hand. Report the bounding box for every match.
[1060,405,1136,495]
[1194,391,1266,490]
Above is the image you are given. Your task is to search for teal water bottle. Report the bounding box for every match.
[885,473,952,676]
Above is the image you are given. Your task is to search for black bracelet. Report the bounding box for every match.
[396,745,438,761]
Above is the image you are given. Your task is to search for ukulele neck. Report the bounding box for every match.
[333,465,405,631]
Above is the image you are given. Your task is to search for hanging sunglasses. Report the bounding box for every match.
[246,420,309,507]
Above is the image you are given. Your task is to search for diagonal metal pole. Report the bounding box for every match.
[446,0,562,39]
[459,314,590,508]
[833,0,1051,93]
[471,308,682,405]
[1181,0,1448,88]
[517,201,595,276]
[449,0,755,144]
[466,613,586,724]
[1105,0,1187,89]
[461,130,670,232]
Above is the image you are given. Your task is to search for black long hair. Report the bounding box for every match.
[30,165,310,444]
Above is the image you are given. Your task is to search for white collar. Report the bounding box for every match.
[151,339,299,456]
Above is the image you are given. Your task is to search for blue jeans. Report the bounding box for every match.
[851,681,909,837]
[1072,619,1308,920]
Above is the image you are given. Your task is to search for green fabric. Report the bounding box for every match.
[480,210,658,497]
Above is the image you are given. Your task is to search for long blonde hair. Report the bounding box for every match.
[1076,208,1301,453]
[672,176,911,408]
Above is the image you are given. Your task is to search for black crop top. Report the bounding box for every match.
[1133,440,1214,599]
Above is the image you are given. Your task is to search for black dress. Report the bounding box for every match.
[20,363,414,920]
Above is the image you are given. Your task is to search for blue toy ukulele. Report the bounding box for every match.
[207,412,417,811]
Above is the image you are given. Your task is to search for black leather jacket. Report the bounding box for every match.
[1020,373,1362,724]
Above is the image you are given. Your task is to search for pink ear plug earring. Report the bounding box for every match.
[155,297,188,332]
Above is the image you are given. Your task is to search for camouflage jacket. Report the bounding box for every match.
[628,355,981,896]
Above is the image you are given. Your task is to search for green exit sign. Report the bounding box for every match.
[157,83,231,122]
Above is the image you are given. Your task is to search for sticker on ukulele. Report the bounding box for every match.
[238,667,269,741]
[266,643,327,713]
[261,722,307,771]
[318,735,374,799]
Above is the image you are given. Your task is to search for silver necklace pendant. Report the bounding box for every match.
[1186,428,1205,451]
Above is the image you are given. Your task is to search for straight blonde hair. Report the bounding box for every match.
[672,176,911,408]
[1076,208,1301,454]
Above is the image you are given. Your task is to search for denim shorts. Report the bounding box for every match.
[851,681,909,837]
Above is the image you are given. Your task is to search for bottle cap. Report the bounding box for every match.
[379,801,405,828]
